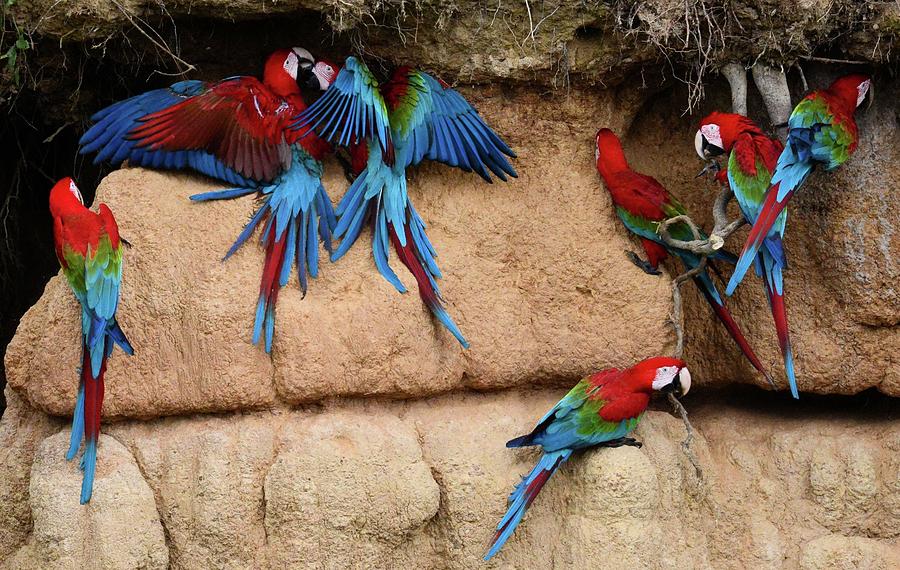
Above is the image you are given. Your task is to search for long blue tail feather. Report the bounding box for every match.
[485,450,571,560]
[66,381,85,461]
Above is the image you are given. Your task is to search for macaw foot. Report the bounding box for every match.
[626,251,661,276]
[602,437,642,449]
[696,159,721,179]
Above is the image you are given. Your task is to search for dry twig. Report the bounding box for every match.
[668,392,703,483]
[652,184,745,480]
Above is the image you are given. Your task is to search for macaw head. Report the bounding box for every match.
[49,177,84,217]
[694,111,756,159]
[633,356,692,397]
[309,60,339,91]
[594,128,629,177]
[264,47,316,94]
[827,74,871,110]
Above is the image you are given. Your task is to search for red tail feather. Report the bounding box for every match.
[260,226,288,302]
[81,348,107,443]
[389,224,439,306]
[705,296,774,386]
[744,183,793,256]
[765,283,792,360]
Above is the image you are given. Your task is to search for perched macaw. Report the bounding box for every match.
[79,48,339,352]
[50,177,134,504]
[484,356,691,560]
[695,113,799,397]
[725,74,871,295]
[595,128,773,385]
[290,57,517,348]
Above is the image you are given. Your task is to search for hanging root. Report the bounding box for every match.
[720,62,748,116]
[667,392,704,483]
[751,64,791,134]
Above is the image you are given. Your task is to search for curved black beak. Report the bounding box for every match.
[302,71,323,90]
[702,139,725,159]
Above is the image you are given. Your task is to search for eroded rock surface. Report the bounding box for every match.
[0,390,897,569]
[4,429,168,570]
[5,89,676,419]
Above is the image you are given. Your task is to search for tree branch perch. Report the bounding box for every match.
[652,184,745,484]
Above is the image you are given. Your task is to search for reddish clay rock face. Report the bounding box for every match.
[1,389,898,569]
[624,74,900,397]
[4,89,673,419]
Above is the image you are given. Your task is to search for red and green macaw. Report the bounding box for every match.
[79,48,339,352]
[695,112,799,397]
[290,56,517,348]
[484,356,691,560]
[595,128,773,385]
[50,177,134,504]
[725,74,871,295]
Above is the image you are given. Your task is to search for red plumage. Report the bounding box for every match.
[592,356,685,422]
[82,348,107,442]
[128,50,334,183]
[640,238,668,270]
[389,224,441,307]
[50,178,120,260]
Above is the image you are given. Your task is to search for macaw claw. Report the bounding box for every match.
[696,159,721,178]
[626,251,661,276]
[601,437,643,449]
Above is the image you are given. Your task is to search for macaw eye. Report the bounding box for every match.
[283,53,299,80]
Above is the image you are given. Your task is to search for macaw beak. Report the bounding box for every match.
[661,367,692,397]
[301,71,323,91]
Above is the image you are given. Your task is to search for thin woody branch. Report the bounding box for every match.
[668,392,704,484]
[656,185,746,257]
[654,184,744,481]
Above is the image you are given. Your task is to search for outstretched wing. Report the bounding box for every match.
[290,56,394,164]
[127,77,293,183]
[386,69,517,181]
[80,80,253,187]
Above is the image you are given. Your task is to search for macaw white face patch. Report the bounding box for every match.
[312,62,336,90]
[651,366,679,391]
[856,80,870,107]
[69,180,84,205]
[283,52,299,80]
[700,123,723,150]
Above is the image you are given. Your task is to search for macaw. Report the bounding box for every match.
[725,74,871,295]
[484,356,691,560]
[595,128,773,385]
[290,56,517,348]
[695,112,799,397]
[50,177,134,504]
[79,48,339,352]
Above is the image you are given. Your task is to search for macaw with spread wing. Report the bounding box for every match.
[725,74,871,295]
[484,356,691,560]
[290,56,517,348]
[695,112,799,397]
[595,128,773,386]
[79,48,339,352]
[50,177,134,504]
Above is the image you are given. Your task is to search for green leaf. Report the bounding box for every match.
[15,38,28,50]
[6,46,16,70]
